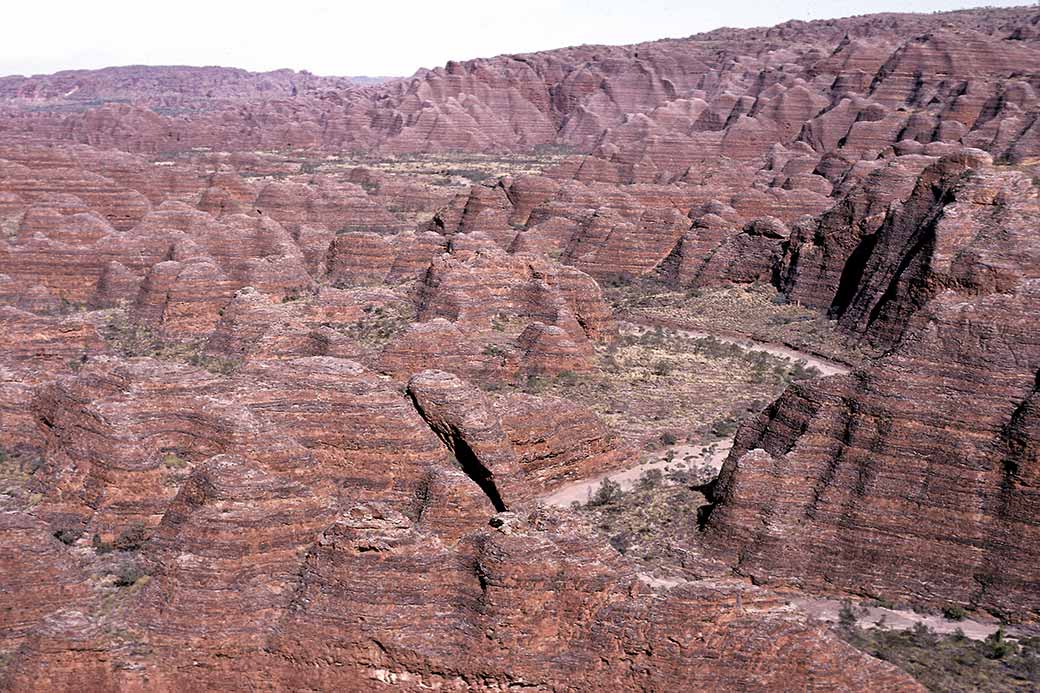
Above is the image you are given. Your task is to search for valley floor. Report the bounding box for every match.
[552,283,1040,692]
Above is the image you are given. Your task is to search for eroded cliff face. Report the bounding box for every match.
[0,351,922,691]
[704,161,1040,620]
[1,5,1039,690]
[2,7,1039,165]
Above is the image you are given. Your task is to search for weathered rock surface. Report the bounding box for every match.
[498,393,629,488]
[3,6,1040,690]
[704,162,1040,621]
[1,349,923,691]
[3,7,1037,168]
[416,241,613,339]
[377,318,487,380]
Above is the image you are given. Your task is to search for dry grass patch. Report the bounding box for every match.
[608,282,872,366]
[527,327,808,450]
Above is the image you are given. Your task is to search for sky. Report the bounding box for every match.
[1,0,1029,78]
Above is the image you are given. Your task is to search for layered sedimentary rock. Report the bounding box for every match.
[326,232,395,286]
[516,321,594,374]
[0,307,103,451]
[415,240,613,339]
[377,319,487,380]
[406,369,525,509]
[704,161,1040,620]
[0,511,91,651]
[498,393,629,488]
[671,216,790,288]
[3,7,1037,167]
[0,66,363,109]
[253,180,409,236]
[1,6,1039,689]
[429,172,834,287]
[4,8,1035,296]
[1,347,923,691]
[778,152,939,308]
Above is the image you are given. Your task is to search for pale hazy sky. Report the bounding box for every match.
[1,0,1029,78]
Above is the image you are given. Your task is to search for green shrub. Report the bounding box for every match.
[911,621,938,647]
[587,478,623,507]
[602,272,635,288]
[790,361,823,381]
[711,417,740,439]
[162,452,188,469]
[53,527,83,545]
[838,600,858,629]
[638,468,664,489]
[522,375,546,394]
[608,533,630,554]
[482,344,506,358]
[113,525,148,552]
[556,370,580,386]
[652,359,675,376]
[92,533,114,554]
[112,562,149,588]
[985,627,1015,660]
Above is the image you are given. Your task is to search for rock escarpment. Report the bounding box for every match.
[3,7,1038,165]
[2,6,1040,689]
[704,160,1040,620]
[0,354,922,691]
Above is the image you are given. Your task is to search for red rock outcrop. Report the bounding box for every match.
[2,7,1036,166]
[7,343,927,691]
[704,161,1040,620]
[415,241,613,341]
[3,7,1040,689]
[376,318,487,380]
[406,369,524,509]
[326,231,395,286]
[516,321,594,375]
[664,216,790,289]
[325,230,447,288]
[498,392,629,488]
[778,152,940,308]
[0,511,91,651]
[253,180,408,236]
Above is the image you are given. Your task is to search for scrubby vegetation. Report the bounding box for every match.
[338,302,415,348]
[103,312,239,374]
[288,150,571,189]
[0,446,43,481]
[587,478,623,508]
[577,463,720,561]
[840,622,1040,692]
[110,560,150,589]
[606,282,871,366]
[529,323,809,451]
[93,524,149,555]
[53,527,84,545]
